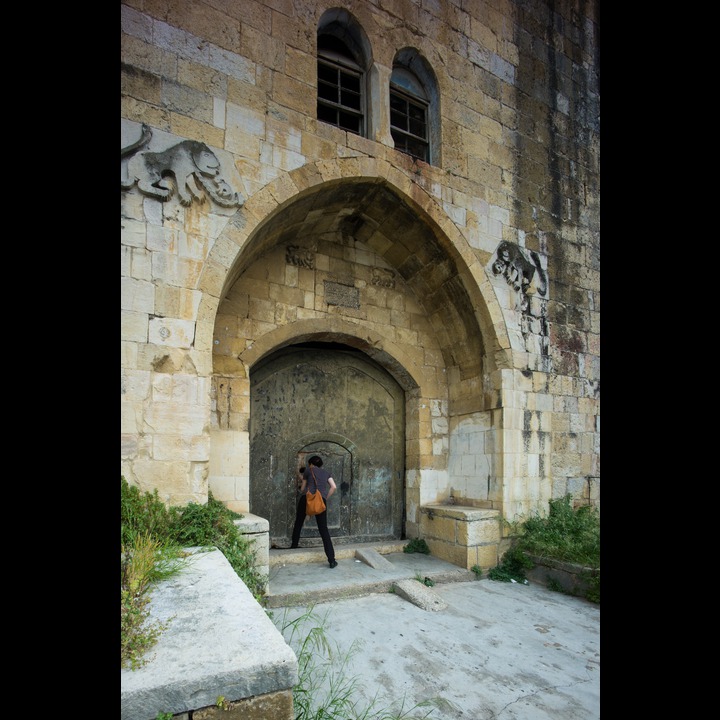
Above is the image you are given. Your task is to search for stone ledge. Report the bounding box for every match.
[524,553,599,598]
[121,547,297,720]
[421,504,500,521]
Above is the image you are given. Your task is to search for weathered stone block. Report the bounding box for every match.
[457,516,501,545]
[192,690,294,719]
[419,512,456,541]
[426,538,467,567]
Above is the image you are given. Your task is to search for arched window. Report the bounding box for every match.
[317,11,369,137]
[390,50,440,166]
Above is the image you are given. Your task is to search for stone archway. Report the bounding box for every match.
[206,162,512,534]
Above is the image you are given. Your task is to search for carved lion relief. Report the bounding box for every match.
[491,241,547,298]
[121,124,244,208]
[286,245,315,268]
[371,268,395,288]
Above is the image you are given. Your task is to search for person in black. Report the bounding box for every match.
[290,455,338,568]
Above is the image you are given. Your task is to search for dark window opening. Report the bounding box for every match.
[317,36,364,136]
[390,87,429,162]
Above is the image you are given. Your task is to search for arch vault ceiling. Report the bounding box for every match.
[225,178,485,382]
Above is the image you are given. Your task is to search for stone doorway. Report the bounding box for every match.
[249,343,406,546]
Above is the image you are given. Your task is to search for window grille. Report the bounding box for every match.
[317,41,364,136]
[390,86,429,162]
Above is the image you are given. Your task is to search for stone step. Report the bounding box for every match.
[269,540,406,567]
[265,543,477,608]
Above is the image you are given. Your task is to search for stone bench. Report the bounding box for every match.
[121,547,297,720]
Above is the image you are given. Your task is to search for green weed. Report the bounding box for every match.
[403,538,430,554]
[490,495,600,602]
[167,491,266,600]
[414,573,435,587]
[519,495,600,567]
[121,527,183,669]
[581,568,601,603]
[487,545,533,583]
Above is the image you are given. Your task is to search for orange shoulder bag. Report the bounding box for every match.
[305,467,326,516]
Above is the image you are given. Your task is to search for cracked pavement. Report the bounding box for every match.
[273,577,599,719]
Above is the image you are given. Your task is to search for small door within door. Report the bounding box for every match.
[294,444,350,541]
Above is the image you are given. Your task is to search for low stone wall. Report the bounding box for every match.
[524,554,599,599]
[121,547,297,720]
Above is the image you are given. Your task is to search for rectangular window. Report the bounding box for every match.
[317,59,363,135]
[390,88,429,162]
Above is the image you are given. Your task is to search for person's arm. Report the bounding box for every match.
[327,476,337,498]
[298,476,307,493]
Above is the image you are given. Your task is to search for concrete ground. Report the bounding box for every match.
[267,548,600,720]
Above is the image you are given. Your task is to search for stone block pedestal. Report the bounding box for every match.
[234,513,269,587]
[419,504,501,571]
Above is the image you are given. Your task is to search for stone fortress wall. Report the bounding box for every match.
[121,0,600,568]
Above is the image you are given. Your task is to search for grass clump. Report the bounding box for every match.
[414,574,435,587]
[519,494,600,567]
[403,538,430,555]
[121,532,176,670]
[121,477,176,548]
[121,476,267,670]
[166,490,266,600]
[487,545,533,583]
[276,607,439,719]
[489,495,600,602]
[121,479,186,669]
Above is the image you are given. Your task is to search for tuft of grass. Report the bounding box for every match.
[121,479,188,670]
[470,564,482,578]
[519,495,600,568]
[121,531,181,669]
[489,495,600,602]
[166,492,266,600]
[414,573,435,587]
[403,538,430,555]
[580,568,600,604]
[488,545,534,583]
[275,607,439,719]
[121,477,176,549]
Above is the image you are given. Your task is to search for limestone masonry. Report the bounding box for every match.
[121,0,600,572]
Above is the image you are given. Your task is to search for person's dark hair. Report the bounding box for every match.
[308,455,323,467]
[299,466,306,473]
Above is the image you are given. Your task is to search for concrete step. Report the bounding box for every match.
[269,540,406,567]
[265,543,477,608]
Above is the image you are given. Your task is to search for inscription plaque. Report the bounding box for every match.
[325,281,360,308]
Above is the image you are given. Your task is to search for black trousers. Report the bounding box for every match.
[291,494,335,563]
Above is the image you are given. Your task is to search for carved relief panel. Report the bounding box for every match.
[121,123,244,208]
